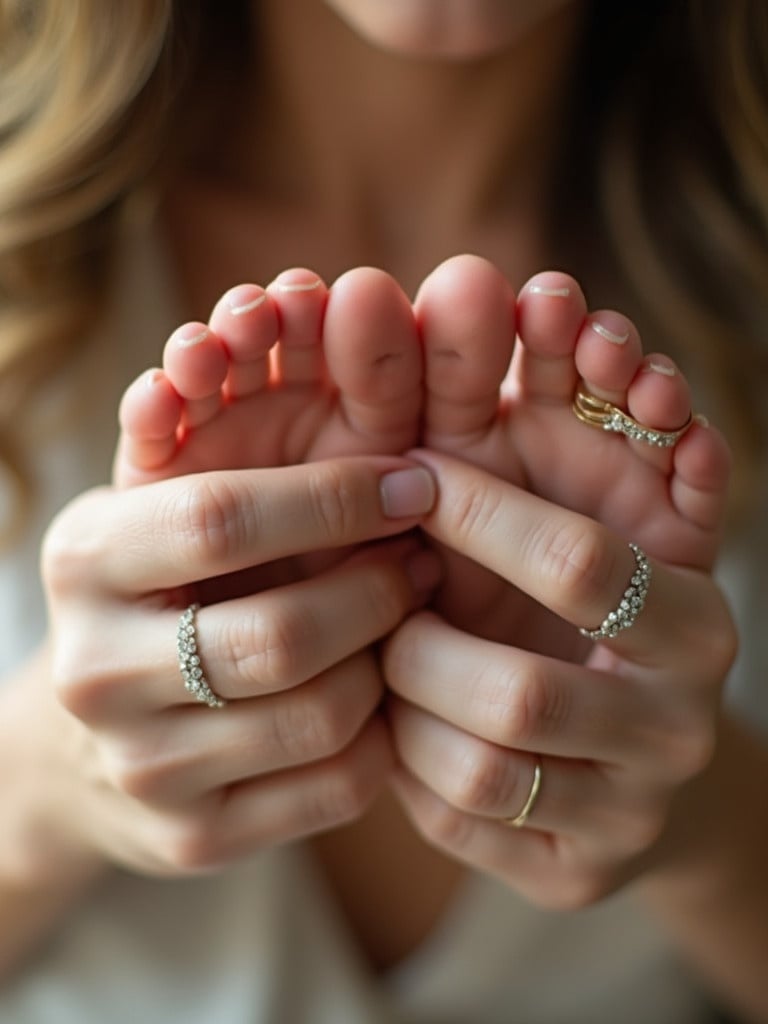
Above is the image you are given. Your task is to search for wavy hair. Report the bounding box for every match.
[0,0,766,539]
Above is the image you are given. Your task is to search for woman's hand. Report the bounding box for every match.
[33,456,437,877]
[383,450,737,908]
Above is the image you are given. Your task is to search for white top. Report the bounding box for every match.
[1,215,762,1022]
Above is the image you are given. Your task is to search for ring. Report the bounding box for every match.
[579,542,652,641]
[504,757,543,828]
[572,387,693,448]
[176,603,227,709]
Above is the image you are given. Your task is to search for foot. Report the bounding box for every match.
[414,255,731,641]
[114,268,422,488]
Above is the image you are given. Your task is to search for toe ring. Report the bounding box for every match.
[572,387,693,448]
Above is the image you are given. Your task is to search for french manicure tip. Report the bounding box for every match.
[277,279,322,293]
[230,294,267,316]
[590,321,629,345]
[176,328,209,347]
[529,285,571,297]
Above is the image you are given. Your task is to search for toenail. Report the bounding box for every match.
[645,359,676,376]
[694,413,710,427]
[275,278,322,293]
[529,284,571,297]
[228,288,267,316]
[590,321,629,345]
[175,326,209,347]
[380,467,436,518]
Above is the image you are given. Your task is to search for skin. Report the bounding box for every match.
[2,1,768,1020]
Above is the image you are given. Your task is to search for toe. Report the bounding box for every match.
[671,417,732,539]
[209,284,279,399]
[515,272,588,401]
[162,323,229,429]
[573,310,644,402]
[318,266,421,455]
[416,254,515,448]
[115,369,183,483]
[267,269,328,383]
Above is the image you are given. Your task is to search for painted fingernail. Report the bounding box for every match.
[590,320,629,345]
[380,467,435,518]
[529,284,571,297]
[175,325,209,347]
[645,359,676,376]
[404,549,443,596]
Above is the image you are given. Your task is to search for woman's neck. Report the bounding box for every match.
[228,1,583,241]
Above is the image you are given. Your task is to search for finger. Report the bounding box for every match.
[57,543,440,718]
[144,718,394,874]
[407,449,725,666]
[383,612,675,767]
[391,770,622,910]
[387,700,647,843]
[44,457,436,595]
[104,650,384,804]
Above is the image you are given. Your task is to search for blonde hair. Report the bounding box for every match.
[0,0,767,536]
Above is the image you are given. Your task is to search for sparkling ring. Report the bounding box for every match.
[573,387,693,448]
[504,757,543,828]
[176,603,227,709]
[580,543,652,641]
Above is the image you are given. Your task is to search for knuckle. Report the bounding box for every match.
[417,798,476,854]
[41,491,110,595]
[530,521,613,611]
[160,817,223,875]
[167,478,253,569]
[307,464,361,545]
[361,563,411,630]
[452,746,512,814]
[273,689,353,762]
[51,645,113,721]
[447,480,503,544]
[227,605,302,691]
[481,661,566,746]
[312,763,374,828]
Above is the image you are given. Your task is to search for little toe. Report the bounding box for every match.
[266,269,328,384]
[515,271,588,401]
[209,284,279,399]
[162,323,229,429]
[415,254,515,448]
[671,417,732,544]
[318,266,421,455]
[115,369,183,483]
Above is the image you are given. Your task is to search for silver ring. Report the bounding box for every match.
[177,603,227,708]
[579,543,651,641]
[503,757,543,828]
[573,388,693,448]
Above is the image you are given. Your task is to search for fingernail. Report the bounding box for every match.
[404,549,443,596]
[645,359,676,377]
[529,284,571,297]
[380,467,435,518]
[175,325,209,348]
[590,321,629,345]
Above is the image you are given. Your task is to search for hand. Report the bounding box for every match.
[35,457,437,877]
[383,451,737,908]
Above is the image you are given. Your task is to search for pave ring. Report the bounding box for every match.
[579,543,652,641]
[573,387,693,448]
[504,757,543,828]
[177,603,227,709]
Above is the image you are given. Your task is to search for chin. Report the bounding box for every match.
[323,0,577,60]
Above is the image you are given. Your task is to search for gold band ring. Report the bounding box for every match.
[572,387,693,448]
[503,757,543,828]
